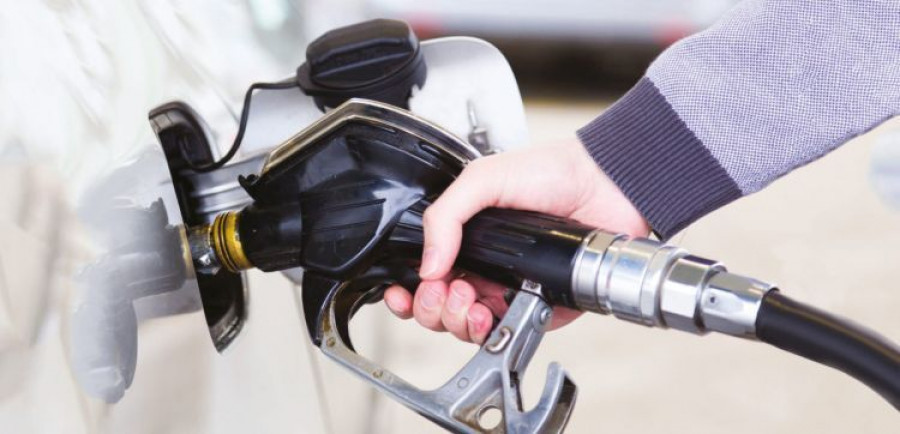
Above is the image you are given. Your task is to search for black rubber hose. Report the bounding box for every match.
[755,291,900,410]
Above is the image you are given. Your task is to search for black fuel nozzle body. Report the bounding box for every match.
[193,100,593,348]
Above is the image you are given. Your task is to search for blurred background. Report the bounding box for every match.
[0,0,898,433]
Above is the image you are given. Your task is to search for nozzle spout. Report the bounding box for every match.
[189,211,253,275]
[192,204,304,275]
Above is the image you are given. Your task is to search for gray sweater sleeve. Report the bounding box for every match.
[576,1,900,239]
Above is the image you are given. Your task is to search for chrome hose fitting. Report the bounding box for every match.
[571,230,775,338]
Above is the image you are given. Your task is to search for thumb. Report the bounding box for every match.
[420,159,503,280]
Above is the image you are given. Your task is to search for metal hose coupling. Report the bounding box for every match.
[188,211,252,275]
[571,231,775,338]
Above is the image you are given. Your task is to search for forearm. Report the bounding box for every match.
[578,0,900,239]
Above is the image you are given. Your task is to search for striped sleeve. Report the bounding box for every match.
[577,0,900,239]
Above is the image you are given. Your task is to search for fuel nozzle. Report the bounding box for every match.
[189,205,303,275]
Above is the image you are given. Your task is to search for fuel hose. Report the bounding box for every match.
[756,291,900,410]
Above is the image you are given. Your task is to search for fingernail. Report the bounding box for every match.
[467,309,488,343]
[420,247,440,278]
[467,309,485,326]
[420,283,441,309]
[384,296,399,313]
[386,295,405,315]
[446,285,465,313]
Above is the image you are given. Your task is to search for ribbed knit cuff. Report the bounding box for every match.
[576,77,742,240]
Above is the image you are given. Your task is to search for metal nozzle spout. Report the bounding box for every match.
[211,211,253,273]
[189,211,253,275]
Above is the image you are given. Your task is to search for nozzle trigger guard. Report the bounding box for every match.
[316,279,577,433]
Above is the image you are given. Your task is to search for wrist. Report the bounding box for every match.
[565,139,651,238]
[575,78,741,240]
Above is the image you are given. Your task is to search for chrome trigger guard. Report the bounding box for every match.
[318,280,577,433]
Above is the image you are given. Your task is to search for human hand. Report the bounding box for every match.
[383,138,650,343]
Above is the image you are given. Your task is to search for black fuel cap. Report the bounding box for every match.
[297,19,427,111]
